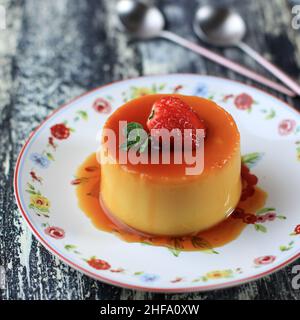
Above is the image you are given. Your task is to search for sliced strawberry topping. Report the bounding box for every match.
[146,96,206,149]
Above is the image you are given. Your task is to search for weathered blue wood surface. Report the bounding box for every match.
[1,0,300,299]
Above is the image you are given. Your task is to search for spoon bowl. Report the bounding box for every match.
[116,0,165,38]
[193,5,246,46]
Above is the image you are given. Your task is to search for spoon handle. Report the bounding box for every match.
[159,31,295,97]
[238,42,300,96]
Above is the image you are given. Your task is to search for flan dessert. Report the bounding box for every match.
[98,94,241,236]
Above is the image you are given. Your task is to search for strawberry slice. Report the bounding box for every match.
[146,96,206,149]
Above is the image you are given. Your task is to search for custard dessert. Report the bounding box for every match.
[98,94,241,236]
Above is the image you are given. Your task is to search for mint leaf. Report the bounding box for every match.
[139,138,149,153]
[123,122,143,137]
[120,140,137,151]
[120,122,150,153]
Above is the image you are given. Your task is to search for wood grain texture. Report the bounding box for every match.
[0,0,300,300]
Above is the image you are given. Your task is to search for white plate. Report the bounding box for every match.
[14,74,300,292]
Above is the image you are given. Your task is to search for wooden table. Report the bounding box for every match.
[1,0,300,300]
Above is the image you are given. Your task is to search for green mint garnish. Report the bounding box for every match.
[139,136,150,153]
[123,122,143,137]
[120,122,150,153]
[120,140,138,151]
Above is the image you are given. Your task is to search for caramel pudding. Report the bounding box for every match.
[98,94,242,236]
[75,154,265,251]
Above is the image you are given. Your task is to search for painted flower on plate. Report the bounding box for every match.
[87,257,111,270]
[292,224,300,235]
[30,153,50,169]
[205,269,233,279]
[50,123,71,140]
[278,119,297,136]
[234,93,254,110]
[93,97,112,114]
[45,226,65,239]
[254,255,276,265]
[194,83,208,97]
[29,194,50,212]
[140,273,159,282]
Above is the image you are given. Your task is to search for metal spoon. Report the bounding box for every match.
[116,0,295,97]
[194,5,300,96]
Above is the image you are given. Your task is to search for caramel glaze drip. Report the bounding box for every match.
[74,153,266,252]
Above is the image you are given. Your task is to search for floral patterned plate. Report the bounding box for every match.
[14,74,300,292]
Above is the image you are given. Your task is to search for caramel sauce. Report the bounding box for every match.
[75,153,266,252]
